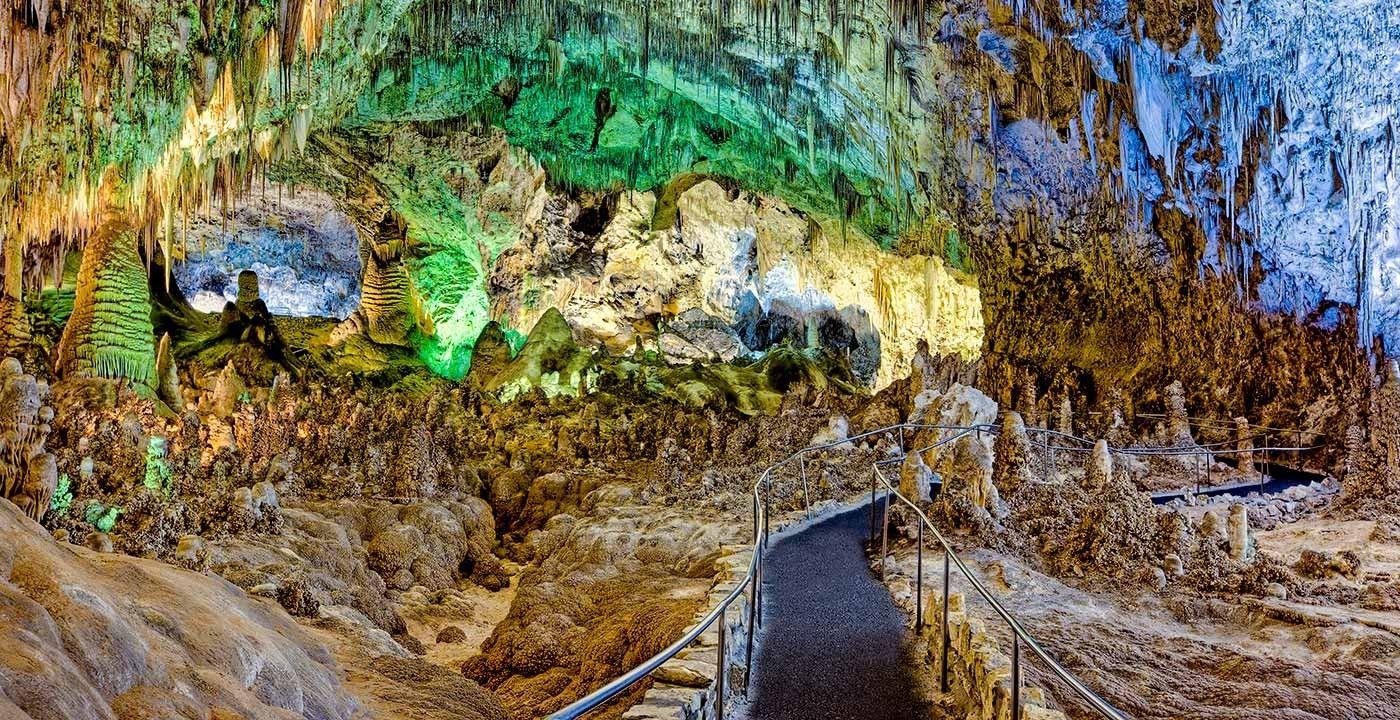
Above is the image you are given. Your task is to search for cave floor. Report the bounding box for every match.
[740,505,939,720]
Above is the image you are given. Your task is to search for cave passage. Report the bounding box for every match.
[743,505,932,720]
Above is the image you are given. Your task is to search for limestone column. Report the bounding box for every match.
[1057,396,1074,436]
[992,411,1034,496]
[1083,439,1112,490]
[1376,360,1400,486]
[332,203,417,348]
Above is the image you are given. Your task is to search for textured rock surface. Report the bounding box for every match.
[485,177,982,389]
[53,194,155,387]
[0,496,362,720]
[464,485,739,719]
[0,358,57,522]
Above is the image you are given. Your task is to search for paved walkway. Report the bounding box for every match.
[742,505,933,720]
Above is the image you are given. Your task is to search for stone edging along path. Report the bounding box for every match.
[884,552,1071,720]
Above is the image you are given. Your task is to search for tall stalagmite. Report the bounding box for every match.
[53,173,155,386]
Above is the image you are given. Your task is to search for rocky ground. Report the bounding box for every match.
[874,389,1400,720]
[0,301,898,720]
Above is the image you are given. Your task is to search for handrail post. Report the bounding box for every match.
[763,476,771,549]
[1260,433,1268,492]
[940,550,950,693]
[869,469,878,543]
[799,456,811,520]
[744,560,756,677]
[756,538,764,629]
[716,600,727,720]
[1011,633,1021,720]
[752,494,759,547]
[915,522,924,632]
[899,425,906,452]
[880,492,890,582]
[1044,431,1051,482]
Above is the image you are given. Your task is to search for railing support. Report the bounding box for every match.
[940,550,950,694]
[1011,633,1021,720]
[1044,432,1051,482]
[744,574,755,681]
[755,537,763,629]
[915,522,924,632]
[751,494,759,548]
[763,476,771,550]
[880,492,890,582]
[746,494,757,680]
[799,456,811,520]
[716,601,727,720]
[869,469,878,543]
[1264,434,1271,483]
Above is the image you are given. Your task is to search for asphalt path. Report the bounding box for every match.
[742,504,933,720]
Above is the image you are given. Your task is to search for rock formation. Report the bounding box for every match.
[1057,396,1074,437]
[1234,417,1256,477]
[0,358,56,522]
[1228,503,1254,562]
[1082,440,1113,491]
[992,411,1035,498]
[1164,381,1193,446]
[898,451,935,504]
[53,180,155,387]
[0,496,369,720]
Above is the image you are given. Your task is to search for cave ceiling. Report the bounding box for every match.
[2,0,1397,387]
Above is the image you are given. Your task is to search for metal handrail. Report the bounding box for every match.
[870,461,1129,720]
[1087,410,1327,444]
[549,418,1325,720]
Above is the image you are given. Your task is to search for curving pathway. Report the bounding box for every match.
[741,505,934,720]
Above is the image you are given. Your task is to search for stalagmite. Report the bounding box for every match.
[992,411,1034,496]
[1234,417,1256,476]
[333,209,418,348]
[899,450,934,504]
[1083,439,1112,490]
[1057,396,1074,436]
[0,357,57,522]
[155,333,184,411]
[1164,381,1192,446]
[1016,375,1040,428]
[53,173,156,387]
[0,233,30,355]
[1228,503,1253,562]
